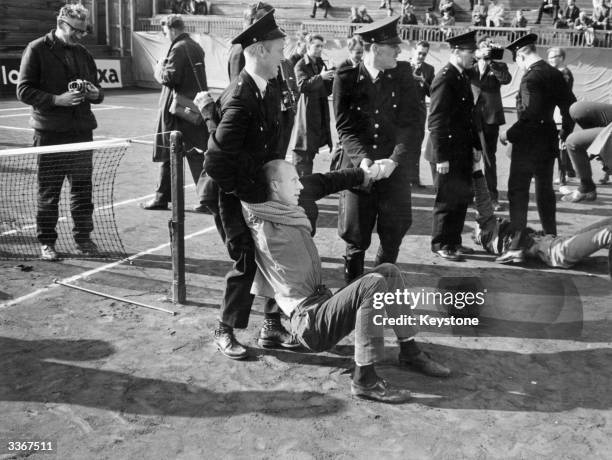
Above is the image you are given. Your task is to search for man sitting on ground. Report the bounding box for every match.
[471,160,612,275]
[242,160,451,403]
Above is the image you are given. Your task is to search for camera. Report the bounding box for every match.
[68,79,88,93]
[489,47,504,60]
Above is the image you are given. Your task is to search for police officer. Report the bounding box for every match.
[429,31,481,262]
[204,11,298,359]
[497,34,575,264]
[333,17,421,282]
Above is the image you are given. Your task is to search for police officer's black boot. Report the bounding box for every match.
[344,252,365,284]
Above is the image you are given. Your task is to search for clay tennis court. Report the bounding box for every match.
[1,89,611,459]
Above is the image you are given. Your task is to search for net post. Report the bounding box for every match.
[169,130,186,304]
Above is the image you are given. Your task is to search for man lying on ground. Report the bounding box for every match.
[472,161,612,277]
[241,159,450,404]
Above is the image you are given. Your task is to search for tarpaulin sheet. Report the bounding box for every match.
[132,31,612,106]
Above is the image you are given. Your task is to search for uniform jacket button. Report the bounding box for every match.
[374,123,379,128]
[373,144,377,149]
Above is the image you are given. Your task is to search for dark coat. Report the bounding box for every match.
[506,60,576,156]
[16,31,103,133]
[468,60,511,126]
[153,33,208,162]
[413,61,435,104]
[333,61,421,168]
[204,69,283,203]
[337,57,359,71]
[293,54,333,153]
[427,63,479,165]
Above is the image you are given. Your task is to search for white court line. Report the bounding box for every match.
[0,224,217,310]
[0,184,196,237]
[0,107,29,112]
[0,124,33,131]
[0,105,127,119]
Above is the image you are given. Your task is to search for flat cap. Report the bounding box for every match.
[446,30,477,50]
[354,16,402,45]
[231,10,286,47]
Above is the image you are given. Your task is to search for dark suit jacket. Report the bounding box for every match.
[562,5,580,23]
[205,69,282,203]
[413,61,435,103]
[506,60,576,156]
[333,61,420,167]
[468,60,511,126]
[293,54,333,152]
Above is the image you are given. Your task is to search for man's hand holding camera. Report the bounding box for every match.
[55,79,99,106]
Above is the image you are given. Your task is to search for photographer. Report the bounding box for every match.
[17,3,103,261]
[467,37,511,211]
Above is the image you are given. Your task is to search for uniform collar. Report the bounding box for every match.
[364,62,381,81]
[244,68,268,96]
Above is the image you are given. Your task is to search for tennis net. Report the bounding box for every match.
[0,139,129,260]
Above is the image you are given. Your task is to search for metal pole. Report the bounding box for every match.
[105,0,111,47]
[118,0,125,57]
[152,0,157,17]
[169,131,186,304]
[129,0,135,55]
[54,280,176,315]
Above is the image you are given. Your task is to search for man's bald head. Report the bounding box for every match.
[263,160,303,205]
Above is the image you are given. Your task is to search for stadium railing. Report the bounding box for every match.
[136,16,612,48]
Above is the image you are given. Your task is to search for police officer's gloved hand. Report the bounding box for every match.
[375,159,398,179]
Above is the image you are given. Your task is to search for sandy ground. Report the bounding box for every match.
[1,90,612,459]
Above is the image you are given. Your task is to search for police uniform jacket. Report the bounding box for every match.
[333,61,420,170]
[17,30,103,133]
[205,69,282,204]
[153,33,208,162]
[293,54,333,153]
[427,63,479,165]
[506,60,575,157]
[468,60,511,126]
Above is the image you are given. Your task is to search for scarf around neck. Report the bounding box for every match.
[242,201,312,233]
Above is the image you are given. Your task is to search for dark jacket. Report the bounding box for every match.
[293,54,333,153]
[413,61,435,104]
[16,31,103,133]
[337,57,359,71]
[427,63,480,164]
[506,60,576,154]
[333,61,421,167]
[205,69,283,203]
[562,5,580,24]
[468,60,511,126]
[153,33,208,162]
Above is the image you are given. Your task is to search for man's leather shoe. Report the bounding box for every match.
[351,378,412,404]
[495,249,525,264]
[192,204,212,214]
[455,245,475,255]
[41,244,59,261]
[141,198,169,210]
[213,327,248,360]
[398,351,451,378]
[561,190,597,203]
[258,319,300,349]
[433,249,464,261]
[75,239,99,255]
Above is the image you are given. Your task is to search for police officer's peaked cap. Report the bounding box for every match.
[506,33,538,59]
[446,30,477,50]
[231,9,286,47]
[354,17,403,45]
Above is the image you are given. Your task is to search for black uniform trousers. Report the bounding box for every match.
[406,114,426,184]
[339,167,412,265]
[431,157,473,251]
[206,191,258,329]
[507,152,556,249]
[482,123,500,202]
[155,152,204,203]
[34,129,93,246]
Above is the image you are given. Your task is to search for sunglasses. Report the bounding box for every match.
[61,20,88,36]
